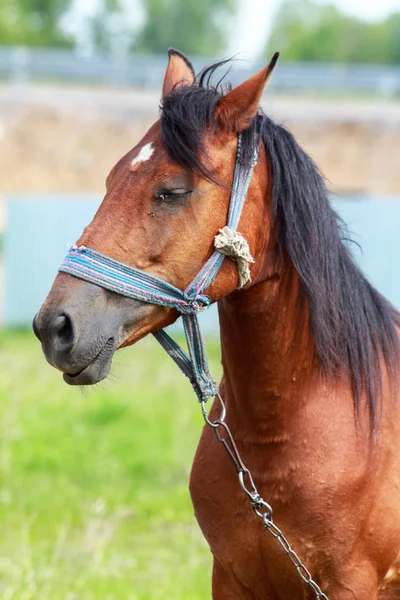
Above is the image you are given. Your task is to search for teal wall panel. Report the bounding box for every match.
[5,195,100,327]
[335,197,400,310]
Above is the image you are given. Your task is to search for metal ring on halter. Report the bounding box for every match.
[200,394,226,428]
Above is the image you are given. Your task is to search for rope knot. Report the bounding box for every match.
[180,294,210,315]
[214,226,255,289]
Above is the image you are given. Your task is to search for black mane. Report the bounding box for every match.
[160,61,400,429]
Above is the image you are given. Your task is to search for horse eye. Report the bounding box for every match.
[156,190,192,202]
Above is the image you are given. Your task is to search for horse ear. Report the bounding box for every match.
[215,52,279,132]
[162,48,195,98]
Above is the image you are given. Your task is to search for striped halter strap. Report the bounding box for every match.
[59,134,258,404]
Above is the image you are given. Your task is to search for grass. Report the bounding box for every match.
[0,330,222,600]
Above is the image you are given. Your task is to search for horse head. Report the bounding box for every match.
[33,49,278,385]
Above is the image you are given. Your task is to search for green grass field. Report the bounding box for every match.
[0,330,222,600]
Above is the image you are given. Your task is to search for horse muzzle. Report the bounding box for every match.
[33,308,116,385]
[32,272,157,385]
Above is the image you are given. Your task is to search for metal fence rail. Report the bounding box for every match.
[0,46,399,96]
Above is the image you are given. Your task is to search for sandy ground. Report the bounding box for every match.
[0,83,399,205]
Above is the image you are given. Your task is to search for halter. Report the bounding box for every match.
[59,134,258,403]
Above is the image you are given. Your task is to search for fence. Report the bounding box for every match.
[0,47,400,96]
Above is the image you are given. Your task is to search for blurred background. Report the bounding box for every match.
[1,0,400,598]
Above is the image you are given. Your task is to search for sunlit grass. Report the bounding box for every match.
[0,330,222,599]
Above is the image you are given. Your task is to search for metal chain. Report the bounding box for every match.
[200,395,329,600]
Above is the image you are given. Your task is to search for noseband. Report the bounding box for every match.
[59,133,257,403]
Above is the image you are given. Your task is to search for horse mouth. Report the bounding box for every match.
[63,337,115,386]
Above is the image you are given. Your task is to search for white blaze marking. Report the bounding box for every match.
[130,143,154,170]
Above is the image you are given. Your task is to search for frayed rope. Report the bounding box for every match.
[214,226,255,289]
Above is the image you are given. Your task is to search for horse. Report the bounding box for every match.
[33,49,400,599]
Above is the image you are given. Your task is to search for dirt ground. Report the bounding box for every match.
[0,84,399,198]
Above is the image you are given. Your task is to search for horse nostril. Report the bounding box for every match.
[32,313,41,341]
[33,309,76,353]
[53,313,74,347]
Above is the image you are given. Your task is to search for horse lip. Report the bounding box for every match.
[63,337,115,385]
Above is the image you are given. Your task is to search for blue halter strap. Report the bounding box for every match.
[59,134,258,402]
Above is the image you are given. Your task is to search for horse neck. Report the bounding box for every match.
[218,262,316,433]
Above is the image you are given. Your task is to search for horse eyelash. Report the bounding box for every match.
[155,191,192,202]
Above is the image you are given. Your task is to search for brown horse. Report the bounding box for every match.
[33,50,400,599]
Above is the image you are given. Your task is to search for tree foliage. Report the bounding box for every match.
[135,0,237,56]
[0,0,74,47]
[0,0,237,58]
[266,0,400,64]
[89,0,135,56]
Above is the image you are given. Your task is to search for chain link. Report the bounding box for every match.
[200,396,329,600]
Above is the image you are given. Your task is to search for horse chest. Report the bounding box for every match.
[189,422,308,593]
